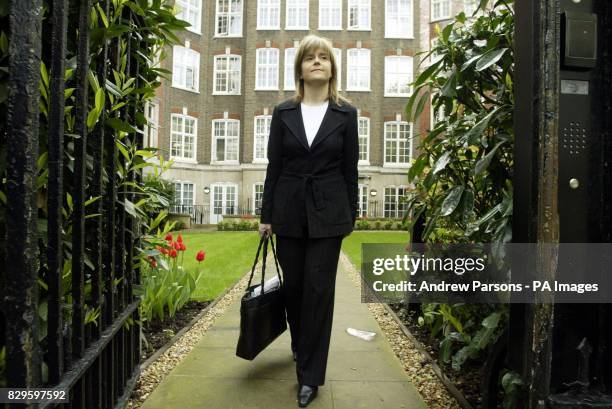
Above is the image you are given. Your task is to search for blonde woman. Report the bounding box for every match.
[259,34,359,407]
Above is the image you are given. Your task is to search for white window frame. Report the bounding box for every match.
[333,48,342,91]
[170,113,198,163]
[348,0,371,30]
[255,48,279,90]
[358,184,368,217]
[384,55,413,97]
[385,0,414,39]
[257,0,280,29]
[175,0,202,34]
[253,115,271,163]
[384,185,409,218]
[284,47,297,90]
[383,121,412,167]
[211,182,239,219]
[431,0,451,21]
[215,0,243,37]
[358,116,370,165]
[211,119,240,164]
[213,54,242,95]
[346,48,371,91]
[172,181,196,214]
[430,93,447,129]
[285,0,309,30]
[253,182,265,215]
[172,45,200,92]
[463,0,478,15]
[319,0,342,30]
[144,100,159,149]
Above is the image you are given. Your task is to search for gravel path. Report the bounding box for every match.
[127,250,461,409]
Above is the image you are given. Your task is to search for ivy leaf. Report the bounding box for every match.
[440,71,457,98]
[441,186,465,216]
[475,48,508,71]
[474,140,505,175]
[432,151,451,175]
[464,106,500,145]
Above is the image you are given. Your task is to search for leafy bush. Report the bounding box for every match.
[405,0,514,374]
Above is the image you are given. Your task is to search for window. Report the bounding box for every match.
[384,56,413,97]
[463,0,478,15]
[384,121,412,166]
[213,54,241,94]
[431,0,451,21]
[430,94,446,129]
[358,116,370,164]
[348,0,371,30]
[385,0,413,38]
[170,114,197,161]
[286,0,308,29]
[284,47,297,90]
[257,0,280,29]
[319,0,342,30]
[172,181,195,214]
[144,100,159,148]
[254,115,271,162]
[253,183,264,215]
[256,48,279,90]
[333,48,342,90]
[172,46,200,92]
[175,0,202,34]
[384,186,408,218]
[358,185,368,217]
[215,0,243,37]
[347,48,370,91]
[212,119,240,163]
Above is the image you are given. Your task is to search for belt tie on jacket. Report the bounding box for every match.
[280,169,342,211]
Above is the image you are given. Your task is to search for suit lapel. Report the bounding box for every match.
[309,106,344,151]
[281,107,310,152]
[280,99,347,152]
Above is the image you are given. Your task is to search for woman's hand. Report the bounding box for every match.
[259,223,273,238]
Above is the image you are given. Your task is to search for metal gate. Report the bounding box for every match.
[0,1,151,407]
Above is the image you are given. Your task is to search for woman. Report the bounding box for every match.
[258,34,359,408]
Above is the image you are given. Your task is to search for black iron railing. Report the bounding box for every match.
[0,1,149,408]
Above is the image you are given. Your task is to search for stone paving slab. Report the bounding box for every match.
[141,252,428,409]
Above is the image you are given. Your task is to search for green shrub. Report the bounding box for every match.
[384,221,393,230]
[355,219,370,230]
[135,224,206,325]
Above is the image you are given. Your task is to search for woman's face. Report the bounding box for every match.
[300,47,332,85]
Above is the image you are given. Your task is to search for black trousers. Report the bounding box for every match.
[276,226,343,386]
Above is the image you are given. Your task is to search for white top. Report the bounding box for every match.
[300,100,329,147]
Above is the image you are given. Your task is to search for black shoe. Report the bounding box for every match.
[292,350,298,361]
[297,384,318,407]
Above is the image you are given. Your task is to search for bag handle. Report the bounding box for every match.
[246,234,283,292]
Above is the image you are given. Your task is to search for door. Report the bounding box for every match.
[210,183,237,224]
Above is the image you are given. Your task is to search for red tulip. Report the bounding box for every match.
[148,257,157,268]
[177,233,183,243]
[169,248,178,258]
[165,233,173,241]
[196,250,205,262]
[173,241,181,250]
[179,243,186,251]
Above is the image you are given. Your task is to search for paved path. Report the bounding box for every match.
[141,252,428,409]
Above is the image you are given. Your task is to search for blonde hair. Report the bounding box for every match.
[293,34,351,106]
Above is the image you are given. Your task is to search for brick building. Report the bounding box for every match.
[144,0,472,224]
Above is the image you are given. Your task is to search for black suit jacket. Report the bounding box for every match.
[260,97,359,238]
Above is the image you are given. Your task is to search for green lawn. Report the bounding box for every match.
[175,231,261,301]
[341,231,410,271]
[174,230,410,301]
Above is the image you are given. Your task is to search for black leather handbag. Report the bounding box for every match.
[236,235,287,360]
